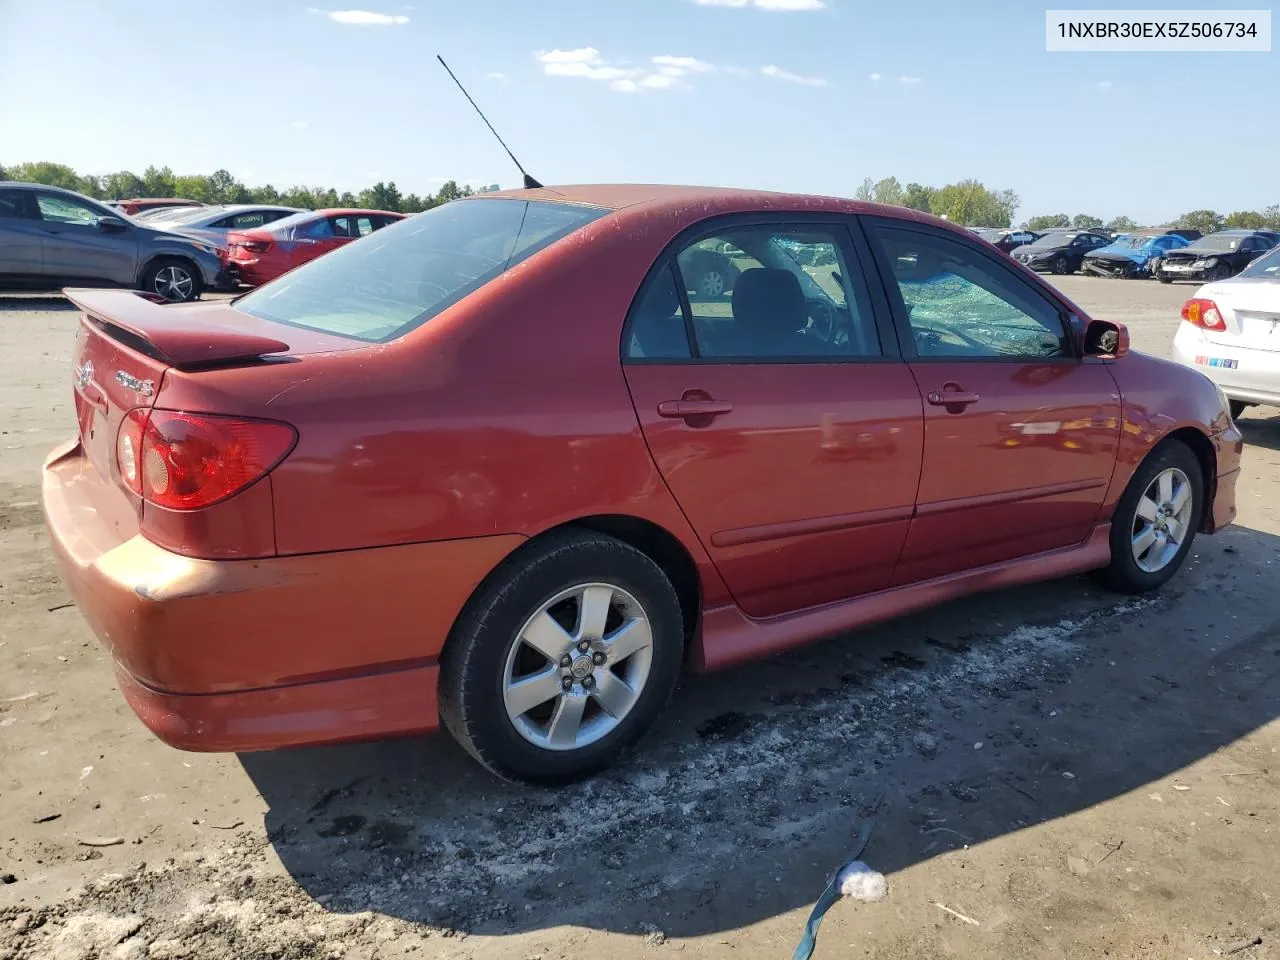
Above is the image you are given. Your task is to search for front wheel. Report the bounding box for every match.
[141,258,202,302]
[1094,440,1203,594]
[439,531,684,784]
[1053,255,1070,275]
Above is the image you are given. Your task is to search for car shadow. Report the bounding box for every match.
[240,524,1280,938]
[0,295,77,311]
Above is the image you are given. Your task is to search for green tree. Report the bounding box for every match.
[338,191,357,206]
[433,180,472,204]
[1071,214,1103,229]
[995,189,1020,225]
[1263,204,1280,230]
[359,181,402,211]
[872,176,904,206]
[929,179,1012,227]
[100,171,146,200]
[1105,215,1138,232]
[853,177,875,202]
[279,186,319,208]
[901,182,935,213]
[141,165,176,197]
[1027,213,1070,230]
[1176,209,1224,234]
[1224,209,1265,229]
[172,174,211,201]
[6,161,89,193]
[251,183,280,203]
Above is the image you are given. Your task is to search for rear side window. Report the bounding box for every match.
[0,189,28,219]
[236,198,607,341]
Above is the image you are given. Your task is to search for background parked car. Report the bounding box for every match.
[1011,229,1111,274]
[1155,229,1279,283]
[226,208,404,286]
[0,182,229,301]
[150,204,303,258]
[1170,243,1280,418]
[680,239,741,300]
[970,227,1041,254]
[106,198,204,217]
[1081,232,1191,278]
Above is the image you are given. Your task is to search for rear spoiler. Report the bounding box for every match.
[64,288,290,369]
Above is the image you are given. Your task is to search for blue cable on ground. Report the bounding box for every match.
[791,819,876,960]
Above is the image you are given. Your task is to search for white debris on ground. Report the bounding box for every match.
[836,861,887,902]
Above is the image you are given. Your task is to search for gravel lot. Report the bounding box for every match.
[2,277,1278,960]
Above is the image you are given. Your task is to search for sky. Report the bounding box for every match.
[0,0,1276,225]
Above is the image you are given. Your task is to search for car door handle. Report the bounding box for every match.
[657,399,734,419]
[926,389,980,407]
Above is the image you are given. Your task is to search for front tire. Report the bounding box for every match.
[439,531,684,784]
[1094,440,1203,594]
[1229,399,1249,421]
[1053,254,1069,275]
[141,258,202,302]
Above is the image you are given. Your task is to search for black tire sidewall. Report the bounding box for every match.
[439,533,684,784]
[1103,440,1205,592]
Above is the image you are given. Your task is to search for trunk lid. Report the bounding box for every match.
[1197,279,1280,352]
[65,288,351,494]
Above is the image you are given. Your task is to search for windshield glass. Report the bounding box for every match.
[1113,235,1153,249]
[235,198,608,341]
[1193,234,1243,252]
[1239,246,1280,279]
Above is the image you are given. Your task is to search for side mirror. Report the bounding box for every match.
[96,215,128,232]
[1082,318,1129,359]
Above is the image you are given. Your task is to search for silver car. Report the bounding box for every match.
[1171,244,1280,419]
[153,204,303,246]
[0,182,228,301]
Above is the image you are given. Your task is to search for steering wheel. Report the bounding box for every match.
[912,321,989,354]
[803,298,836,342]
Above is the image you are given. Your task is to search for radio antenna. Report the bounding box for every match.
[436,55,543,190]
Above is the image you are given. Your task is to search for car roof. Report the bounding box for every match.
[311,207,404,217]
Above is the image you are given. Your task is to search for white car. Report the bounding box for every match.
[1171,244,1280,419]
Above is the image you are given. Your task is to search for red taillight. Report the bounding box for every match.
[116,410,295,510]
[237,239,270,253]
[1181,298,1226,331]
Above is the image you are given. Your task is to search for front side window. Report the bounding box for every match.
[663,225,880,360]
[299,217,334,240]
[36,193,102,226]
[870,225,1070,360]
[236,198,607,341]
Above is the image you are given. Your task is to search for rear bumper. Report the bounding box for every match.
[1171,323,1280,407]
[41,439,523,752]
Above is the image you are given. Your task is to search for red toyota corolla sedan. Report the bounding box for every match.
[42,185,1243,783]
[226,207,404,286]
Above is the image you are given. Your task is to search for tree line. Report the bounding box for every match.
[1025,208,1280,235]
[6,160,1277,235]
[0,161,475,214]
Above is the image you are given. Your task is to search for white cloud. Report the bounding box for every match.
[536,47,707,92]
[694,0,825,8]
[291,120,308,128]
[652,55,714,74]
[1095,80,1113,91]
[326,9,410,24]
[641,73,678,89]
[898,75,922,84]
[760,64,829,87]
[305,6,321,12]
[868,72,882,81]
[486,72,510,82]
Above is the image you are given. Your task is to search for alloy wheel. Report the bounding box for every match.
[1130,467,1194,573]
[502,582,654,751]
[153,265,194,301]
[698,270,726,299]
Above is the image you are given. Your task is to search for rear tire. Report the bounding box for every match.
[439,531,684,784]
[141,258,202,302]
[1053,255,1069,275]
[1094,440,1204,594]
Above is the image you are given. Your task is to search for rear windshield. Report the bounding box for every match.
[235,198,608,341]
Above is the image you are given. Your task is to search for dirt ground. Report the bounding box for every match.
[2,277,1278,960]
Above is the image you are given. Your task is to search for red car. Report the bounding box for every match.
[226,208,404,286]
[42,184,1242,784]
[108,198,205,217]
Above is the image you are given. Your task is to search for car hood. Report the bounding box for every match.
[1164,245,1233,259]
[1016,243,1068,256]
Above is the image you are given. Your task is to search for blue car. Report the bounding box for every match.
[1080,232,1194,279]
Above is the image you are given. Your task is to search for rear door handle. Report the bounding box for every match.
[657,399,734,419]
[926,390,980,407]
